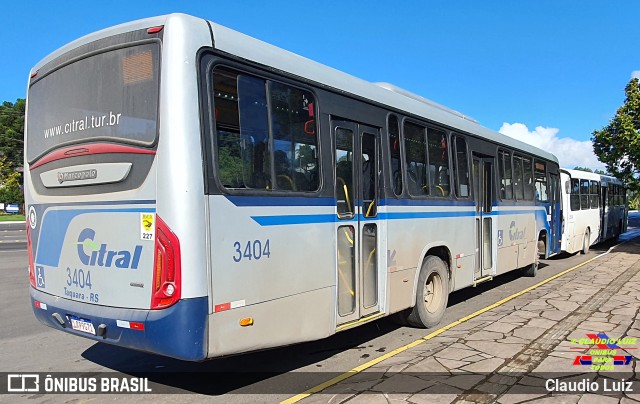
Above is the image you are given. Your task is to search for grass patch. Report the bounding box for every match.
[0,213,25,222]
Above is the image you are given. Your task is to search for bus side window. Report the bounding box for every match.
[523,156,534,200]
[453,135,470,198]
[580,179,589,209]
[498,149,513,200]
[427,127,450,197]
[388,115,402,196]
[534,161,548,202]
[590,181,599,209]
[212,67,320,192]
[403,121,428,196]
[513,155,525,201]
[570,179,580,210]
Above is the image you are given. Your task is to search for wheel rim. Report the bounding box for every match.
[423,272,443,314]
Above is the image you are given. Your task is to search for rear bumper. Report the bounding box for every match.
[30,287,208,361]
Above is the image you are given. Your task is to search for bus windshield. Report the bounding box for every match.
[26,42,160,163]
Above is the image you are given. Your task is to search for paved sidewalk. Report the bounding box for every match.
[301,239,640,404]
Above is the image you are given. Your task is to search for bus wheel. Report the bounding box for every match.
[581,229,590,254]
[406,256,449,328]
[523,252,538,277]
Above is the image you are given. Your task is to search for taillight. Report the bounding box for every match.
[151,216,181,309]
[27,222,36,288]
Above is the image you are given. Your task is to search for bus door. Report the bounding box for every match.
[333,119,382,326]
[601,185,608,240]
[549,172,561,254]
[472,155,496,279]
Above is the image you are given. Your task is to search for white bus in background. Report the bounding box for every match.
[560,169,601,254]
[600,174,628,241]
[25,13,562,361]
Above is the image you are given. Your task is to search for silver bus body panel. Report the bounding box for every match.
[156,14,212,300]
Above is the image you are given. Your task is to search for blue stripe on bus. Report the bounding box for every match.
[36,207,156,267]
[250,208,549,226]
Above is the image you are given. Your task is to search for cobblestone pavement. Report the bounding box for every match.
[299,239,640,404]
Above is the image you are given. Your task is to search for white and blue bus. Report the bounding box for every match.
[559,169,628,255]
[25,14,561,361]
[560,169,602,254]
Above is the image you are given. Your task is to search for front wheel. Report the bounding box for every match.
[406,256,449,328]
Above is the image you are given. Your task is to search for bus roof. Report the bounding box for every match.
[30,13,558,164]
[560,168,602,181]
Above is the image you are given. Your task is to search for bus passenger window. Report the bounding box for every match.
[580,179,589,209]
[513,155,524,200]
[590,181,599,209]
[212,67,319,192]
[388,115,402,196]
[427,127,449,197]
[270,82,319,192]
[523,156,534,200]
[570,179,580,211]
[403,122,428,196]
[238,75,270,189]
[498,150,513,200]
[453,136,470,198]
[534,161,548,202]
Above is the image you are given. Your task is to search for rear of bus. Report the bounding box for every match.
[25,15,211,361]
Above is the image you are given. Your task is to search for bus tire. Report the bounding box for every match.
[523,253,538,277]
[581,229,590,254]
[406,256,449,328]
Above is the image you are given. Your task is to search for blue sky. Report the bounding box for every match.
[2,1,638,170]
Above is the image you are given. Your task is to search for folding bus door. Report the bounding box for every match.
[333,119,382,326]
[472,155,497,280]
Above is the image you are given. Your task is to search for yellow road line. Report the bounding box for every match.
[281,247,617,404]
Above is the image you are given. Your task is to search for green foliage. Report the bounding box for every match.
[0,99,25,169]
[0,170,23,204]
[572,166,607,175]
[0,99,25,205]
[592,78,640,191]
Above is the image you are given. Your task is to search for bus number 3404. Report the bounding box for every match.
[66,267,92,289]
[233,239,271,262]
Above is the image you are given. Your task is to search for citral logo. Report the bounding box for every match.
[77,228,142,269]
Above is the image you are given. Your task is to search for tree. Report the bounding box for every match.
[592,78,640,190]
[0,99,25,170]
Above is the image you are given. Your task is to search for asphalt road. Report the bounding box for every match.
[0,222,26,251]
[1,214,638,403]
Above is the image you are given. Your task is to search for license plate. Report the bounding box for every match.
[69,316,96,335]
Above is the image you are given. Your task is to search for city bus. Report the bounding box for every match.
[599,174,628,241]
[559,169,602,254]
[559,169,628,255]
[25,13,561,361]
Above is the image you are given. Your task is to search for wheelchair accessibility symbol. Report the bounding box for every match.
[497,230,504,247]
[35,266,45,288]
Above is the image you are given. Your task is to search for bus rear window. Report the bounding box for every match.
[26,42,160,163]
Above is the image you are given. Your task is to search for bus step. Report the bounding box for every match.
[473,276,493,287]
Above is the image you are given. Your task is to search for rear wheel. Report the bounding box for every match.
[523,240,541,277]
[581,229,590,254]
[406,256,449,328]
